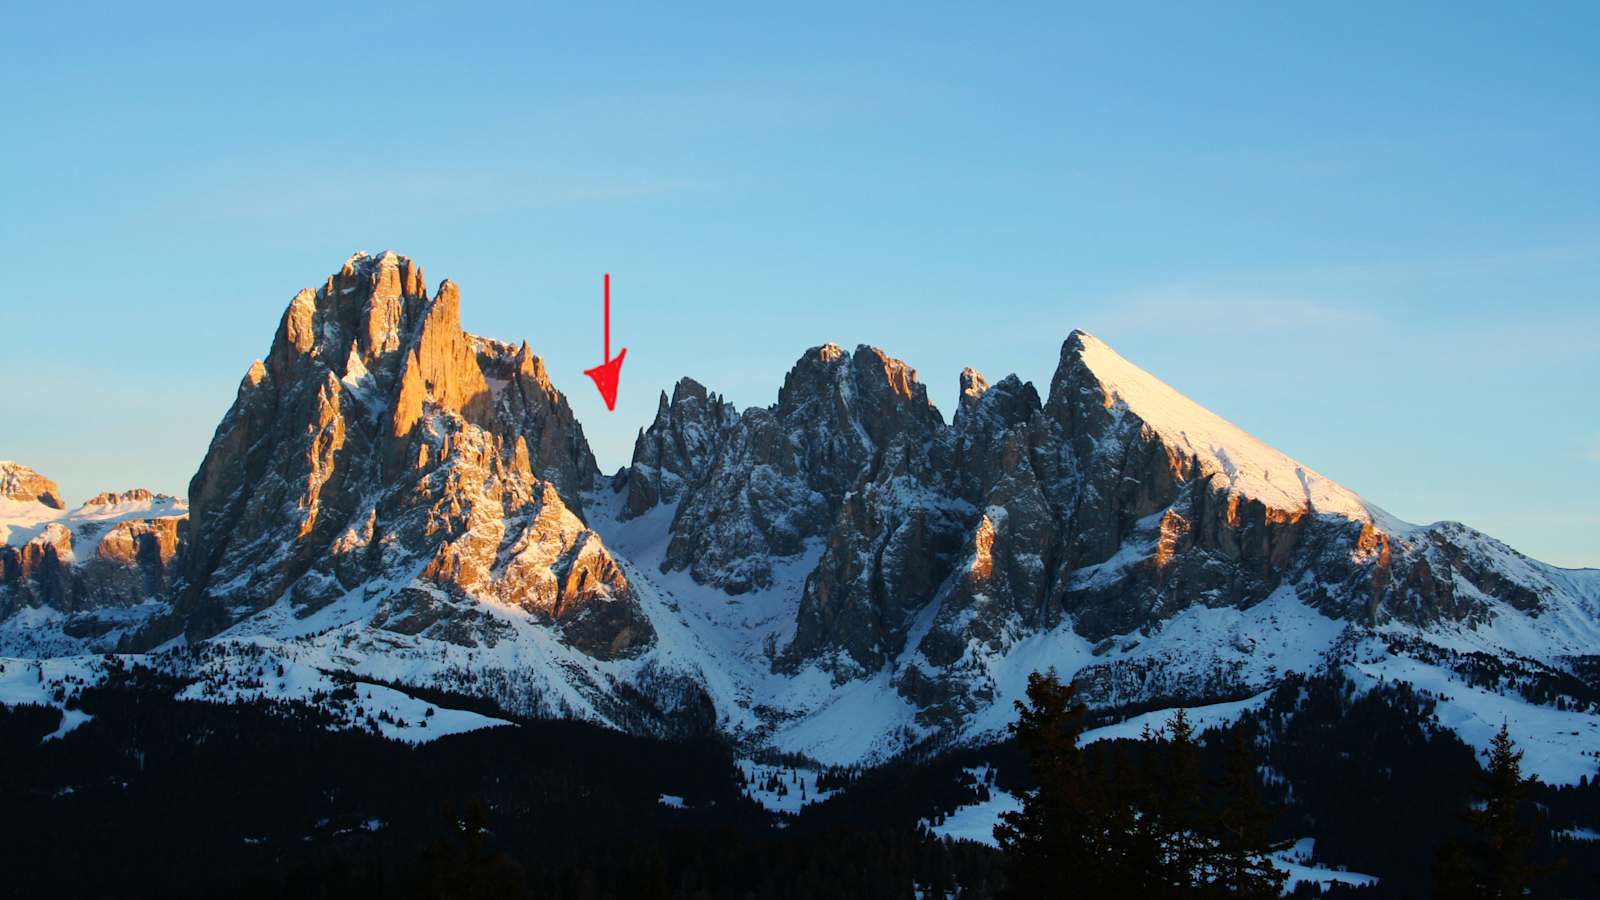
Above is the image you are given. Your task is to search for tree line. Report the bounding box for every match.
[995,669,1575,900]
[996,670,1284,899]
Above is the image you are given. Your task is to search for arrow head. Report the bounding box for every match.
[583,347,627,411]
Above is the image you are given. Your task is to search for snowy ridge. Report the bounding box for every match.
[0,493,187,560]
[1071,332,1374,522]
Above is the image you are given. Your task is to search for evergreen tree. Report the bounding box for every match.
[1212,725,1287,898]
[1433,723,1544,899]
[418,800,528,900]
[1151,708,1208,894]
[1431,839,1476,900]
[1107,739,1163,897]
[995,669,1109,899]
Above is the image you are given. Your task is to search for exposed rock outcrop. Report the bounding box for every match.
[621,378,737,519]
[0,462,64,509]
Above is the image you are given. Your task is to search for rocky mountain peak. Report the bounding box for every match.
[956,366,989,415]
[266,251,433,383]
[1048,329,1369,522]
[775,343,942,446]
[954,369,1040,436]
[848,344,943,444]
[656,343,951,594]
[175,253,616,647]
[510,340,552,387]
[84,489,172,507]
[0,462,64,509]
[388,277,493,444]
[775,342,850,415]
[671,376,710,406]
[622,377,737,519]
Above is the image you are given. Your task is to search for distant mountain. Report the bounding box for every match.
[3,251,1596,778]
[0,468,185,655]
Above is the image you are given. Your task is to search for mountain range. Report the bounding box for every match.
[4,250,1597,775]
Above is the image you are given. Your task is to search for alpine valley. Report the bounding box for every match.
[4,252,1598,898]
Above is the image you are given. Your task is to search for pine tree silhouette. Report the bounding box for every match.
[1212,725,1287,898]
[994,669,1110,899]
[1151,708,1207,893]
[1433,723,1545,899]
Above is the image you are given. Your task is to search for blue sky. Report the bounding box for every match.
[2,2,1596,566]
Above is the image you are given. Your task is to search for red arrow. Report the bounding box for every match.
[583,273,626,410]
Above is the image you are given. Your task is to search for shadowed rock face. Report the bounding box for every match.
[175,252,648,657]
[1,524,76,609]
[628,330,1579,722]
[657,344,946,595]
[622,378,737,520]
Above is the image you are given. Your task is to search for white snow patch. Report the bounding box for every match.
[42,708,92,741]
[770,667,928,765]
[923,767,1023,847]
[1081,691,1272,745]
[180,652,511,745]
[736,759,838,814]
[1271,837,1379,894]
[0,656,107,741]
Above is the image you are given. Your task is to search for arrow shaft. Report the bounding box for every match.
[583,272,624,411]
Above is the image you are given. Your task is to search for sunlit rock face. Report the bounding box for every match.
[0,462,64,509]
[176,252,648,657]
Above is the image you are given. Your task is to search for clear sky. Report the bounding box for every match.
[2,3,1596,567]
